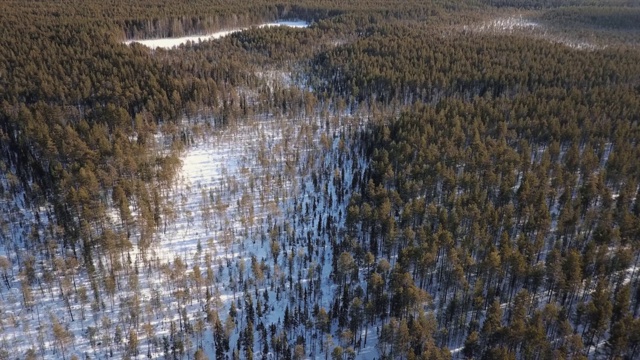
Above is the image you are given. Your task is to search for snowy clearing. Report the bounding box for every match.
[462,16,604,50]
[124,21,309,49]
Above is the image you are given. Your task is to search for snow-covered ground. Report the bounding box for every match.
[138,113,372,359]
[462,15,603,50]
[473,16,540,33]
[0,107,373,359]
[124,21,309,49]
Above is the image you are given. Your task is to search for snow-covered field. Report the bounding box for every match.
[124,21,309,49]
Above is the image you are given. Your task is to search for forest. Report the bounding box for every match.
[0,0,639,359]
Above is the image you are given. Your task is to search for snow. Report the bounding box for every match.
[476,16,540,32]
[0,109,371,359]
[462,16,604,51]
[2,16,630,358]
[147,113,370,359]
[124,21,309,49]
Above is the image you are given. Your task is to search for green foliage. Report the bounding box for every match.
[2,0,640,359]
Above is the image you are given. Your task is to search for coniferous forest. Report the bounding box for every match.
[1,0,640,359]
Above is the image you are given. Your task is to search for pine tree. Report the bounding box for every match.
[585,279,612,354]
[463,331,480,359]
[481,300,503,347]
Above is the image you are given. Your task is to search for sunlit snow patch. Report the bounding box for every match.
[124,20,309,49]
[463,16,603,50]
[465,16,540,34]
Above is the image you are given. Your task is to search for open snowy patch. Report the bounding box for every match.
[469,16,540,33]
[124,20,309,49]
[461,16,604,51]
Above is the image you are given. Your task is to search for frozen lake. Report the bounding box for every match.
[124,20,309,49]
